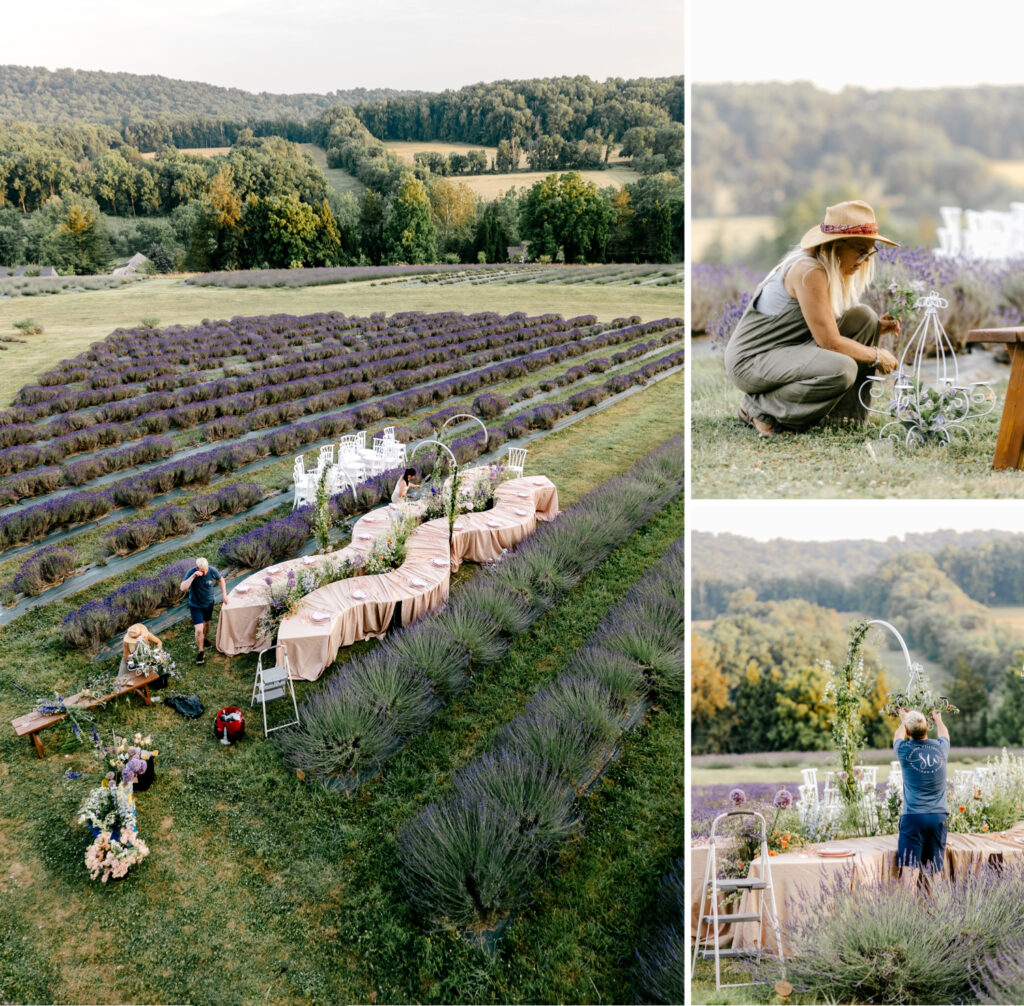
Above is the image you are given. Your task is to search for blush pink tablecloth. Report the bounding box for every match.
[692,822,1024,955]
[215,471,559,677]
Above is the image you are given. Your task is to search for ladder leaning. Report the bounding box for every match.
[692,810,785,991]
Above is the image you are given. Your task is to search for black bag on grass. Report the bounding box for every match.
[165,694,204,719]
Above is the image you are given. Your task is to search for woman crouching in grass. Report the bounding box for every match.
[724,200,902,436]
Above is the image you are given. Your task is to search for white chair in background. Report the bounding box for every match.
[382,426,396,441]
[319,444,336,468]
[505,446,527,478]
[339,434,359,458]
[251,648,300,738]
[859,765,878,793]
[370,441,389,475]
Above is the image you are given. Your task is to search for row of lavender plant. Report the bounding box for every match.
[0,317,677,504]
[273,436,684,791]
[395,539,683,932]
[0,330,681,545]
[0,483,269,604]
[54,350,683,650]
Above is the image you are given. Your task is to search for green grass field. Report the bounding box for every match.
[691,215,776,263]
[691,355,1024,498]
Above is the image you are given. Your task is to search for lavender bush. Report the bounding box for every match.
[11,544,78,595]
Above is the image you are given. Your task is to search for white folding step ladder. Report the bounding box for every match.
[692,810,785,991]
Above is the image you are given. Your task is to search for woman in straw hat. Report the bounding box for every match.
[724,200,902,435]
[119,623,163,676]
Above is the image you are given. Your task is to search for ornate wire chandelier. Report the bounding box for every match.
[860,291,996,445]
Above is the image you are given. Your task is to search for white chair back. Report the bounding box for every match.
[294,455,306,477]
[506,446,527,477]
[382,426,396,440]
[319,444,335,466]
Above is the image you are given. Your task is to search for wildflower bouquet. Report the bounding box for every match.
[882,664,958,725]
[888,374,981,445]
[124,639,177,682]
[78,780,136,835]
[256,557,359,640]
[885,279,926,324]
[363,513,417,575]
[93,729,159,787]
[84,830,150,882]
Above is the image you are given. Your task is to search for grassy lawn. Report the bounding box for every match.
[0,490,684,1004]
[457,167,640,200]
[691,354,1024,498]
[0,279,682,406]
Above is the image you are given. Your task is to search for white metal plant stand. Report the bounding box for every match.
[860,292,995,445]
[692,810,785,991]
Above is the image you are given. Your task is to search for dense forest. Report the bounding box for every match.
[693,531,1024,754]
[0,69,683,272]
[692,82,1024,222]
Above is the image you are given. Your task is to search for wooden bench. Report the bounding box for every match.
[967,327,1024,469]
[11,669,159,758]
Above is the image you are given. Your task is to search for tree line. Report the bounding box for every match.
[692,81,1024,221]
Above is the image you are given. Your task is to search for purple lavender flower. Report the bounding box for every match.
[773,788,793,810]
[730,787,746,806]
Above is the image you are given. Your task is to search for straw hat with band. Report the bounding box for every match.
[800,200,898,252]
[125,624,146,640]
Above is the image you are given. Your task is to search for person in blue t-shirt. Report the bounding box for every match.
[893,707,950,885]
[179,557,228,665]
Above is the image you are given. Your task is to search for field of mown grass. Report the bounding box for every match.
[0,277,683,1003]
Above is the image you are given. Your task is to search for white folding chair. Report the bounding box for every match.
[251,648,300,737]
[293,458,315,510]
[505,446,527,478]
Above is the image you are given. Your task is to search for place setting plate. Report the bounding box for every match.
[431,557,449,568]
[309,611,331,623]
[352,589,368,600]
[818,849,856,858]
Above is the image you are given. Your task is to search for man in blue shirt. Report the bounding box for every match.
[893,707,950,885]
[179,557,228,664]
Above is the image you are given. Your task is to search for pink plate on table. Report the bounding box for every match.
[818,849,856,858]
[358,534,373,541]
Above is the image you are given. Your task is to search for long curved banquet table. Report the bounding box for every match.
[215,473,560,679]
[691,822,1024,954]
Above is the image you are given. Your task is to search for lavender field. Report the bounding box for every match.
[0,294,684,1005]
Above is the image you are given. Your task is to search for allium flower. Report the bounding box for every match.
[773,788,793,810]
[729,788,746,806]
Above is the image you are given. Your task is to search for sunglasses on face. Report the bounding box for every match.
[843,241,879,265]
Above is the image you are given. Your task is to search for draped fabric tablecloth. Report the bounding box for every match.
[692,822,1024,954]
[215,472,559,678]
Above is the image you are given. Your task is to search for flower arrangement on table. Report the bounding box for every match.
[882,664,959,725]
[948,749,1024,835]
[78,781,149,882]
[256,556,360,640]
[363,512,418,575]
[123,638,177,683]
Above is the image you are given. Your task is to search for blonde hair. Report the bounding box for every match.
[905,710,929,741]
[780,243,875,318]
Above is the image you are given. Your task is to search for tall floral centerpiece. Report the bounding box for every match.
[313,467,333,553]
[443,464,462,555]
[825,620,873,805]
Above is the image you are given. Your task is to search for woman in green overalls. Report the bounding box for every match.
[724,200,902,436]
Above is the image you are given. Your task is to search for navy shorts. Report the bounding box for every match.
[189,604,214,625]
[898,813,948,873]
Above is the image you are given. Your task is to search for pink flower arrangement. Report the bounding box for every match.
[84,831,150,882]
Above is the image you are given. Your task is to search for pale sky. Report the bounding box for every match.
[0,0,684,94]
[690,500,1024,542]
[690,0,1024,90]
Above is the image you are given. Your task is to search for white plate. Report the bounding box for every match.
[352,590,368,600]
[358,534,373,541]
[431,557,449,568]
[516,492,530,498]
[408,579,427,588]
[309,611,331,622]
[364,515,378,522]
[267,565,281,573]
[234,585,251,594]
[301,557,317,565]
[818,849,855,858]
[515,509,528,516]
[486,520,500,527]
[532,479,546,486]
